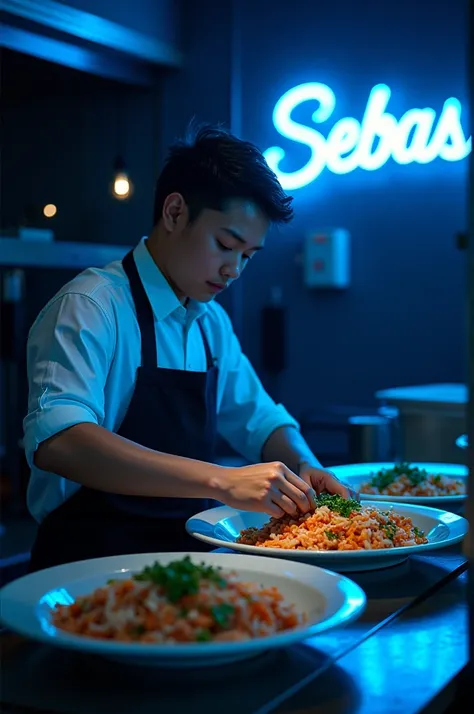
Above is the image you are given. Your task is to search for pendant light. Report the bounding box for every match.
[111,88,133,201]
[112,155,132,200]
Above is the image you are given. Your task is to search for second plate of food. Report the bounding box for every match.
[0,552,366,668]
[330,461,467,509]
[186,495,468,571]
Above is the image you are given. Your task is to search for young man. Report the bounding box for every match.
[24,125,353,571]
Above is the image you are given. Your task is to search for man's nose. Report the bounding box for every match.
[221,258,242,279]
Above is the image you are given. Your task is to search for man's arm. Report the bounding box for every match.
[207,304,353,500]
[212,305,301,464]
[262,425,354,500]
[261,425,322,474]
[35,423,221,499]
[35,422,318,516]
[26,294,315,516]
[26,293,222,500]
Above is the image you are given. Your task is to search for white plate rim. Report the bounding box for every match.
[331,462,467,503]
[185,501,468,559]
[0,552,367,658]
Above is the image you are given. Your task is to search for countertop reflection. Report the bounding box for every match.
[267,572,467,714]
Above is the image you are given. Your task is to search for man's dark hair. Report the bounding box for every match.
[153,124,293,226]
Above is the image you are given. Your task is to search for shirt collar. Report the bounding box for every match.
[132,237,207,323]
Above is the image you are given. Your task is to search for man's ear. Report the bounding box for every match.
[161,193,189,232]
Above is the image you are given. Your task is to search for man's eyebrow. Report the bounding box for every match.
[221,227,264,250]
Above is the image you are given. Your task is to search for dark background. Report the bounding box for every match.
[0,0,469,475]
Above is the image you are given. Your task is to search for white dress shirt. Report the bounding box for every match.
[24,237,299,522]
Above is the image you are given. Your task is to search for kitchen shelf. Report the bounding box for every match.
[0,238,133,269]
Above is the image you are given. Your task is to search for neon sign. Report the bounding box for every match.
[263,83,472,190]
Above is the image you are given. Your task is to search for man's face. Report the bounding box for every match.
[162,196,269,302]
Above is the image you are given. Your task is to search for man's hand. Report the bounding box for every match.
[298,463,359,502]
[217,461,318,518]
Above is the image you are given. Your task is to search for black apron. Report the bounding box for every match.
[29,249,217,572]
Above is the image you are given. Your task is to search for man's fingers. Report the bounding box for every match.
[279,464,318,510]
[325,471,360,500]
[266,501,286,518]
[301,466,360,501]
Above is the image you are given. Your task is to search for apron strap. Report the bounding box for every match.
[122,250,157,370]
[197,319,215,371]
[123,248,216,372]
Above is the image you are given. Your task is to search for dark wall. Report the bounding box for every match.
[0,48,164,477]
[157,0,469,421]
[1,0,470,434]
[1,50,162,321]
[237,0,469,417]
[1,51,161,242]
[158,0,237,320]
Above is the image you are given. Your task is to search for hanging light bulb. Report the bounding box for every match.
[43,203,57,218]
[111,156,133,200]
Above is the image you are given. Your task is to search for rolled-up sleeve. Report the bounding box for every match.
[23,292,116,468]
[216,310,299,464]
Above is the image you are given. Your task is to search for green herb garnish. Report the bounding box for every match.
[369,470,396,489]
[314,493,361,518]
[432,474,442,485]
[406,468,428,486]
[133,556,226,602]
[370,462,428,489]
[211,603,235,628]
[130,624,146,638]
[383,521,397,541]
[196,629,212,642]
[325,530,339,541]
[413,526,425,538]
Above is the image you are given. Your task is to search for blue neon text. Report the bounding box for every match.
[263,83,472,190]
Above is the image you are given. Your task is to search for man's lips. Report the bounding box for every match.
[207,281,227,291]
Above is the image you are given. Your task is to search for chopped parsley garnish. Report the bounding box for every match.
[196,629,212,642]
[325,530,339,541]
[315,493,361,518]
[370,462,428,488]
[211,603,235,628]
[133,556,226,602]
[369,470,396,489]
[130,624,146,638]
[406,468,428,486]
[383,521,397,541]
[413,526,425,538]
[432,474,442,485]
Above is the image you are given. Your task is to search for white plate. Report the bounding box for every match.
[0,552,366,668]
[330,462,467,508]
[186,502,468,572]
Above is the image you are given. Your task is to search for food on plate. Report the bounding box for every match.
[237,494,428,551]
[359,462,465,497]
[52,556,306,643]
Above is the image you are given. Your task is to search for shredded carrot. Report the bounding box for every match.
[238,505,428,551]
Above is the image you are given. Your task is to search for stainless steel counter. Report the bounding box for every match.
[268,564,467,714]
[1,551,467,714]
